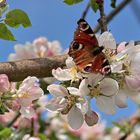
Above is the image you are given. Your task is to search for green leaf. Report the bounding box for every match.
[90,0,99,13]
[38,133,48,140]
[0,128,12,139]
[0,23,16,41]
[5,9,32,28]
[64,0,83,5]
[110,0,116,8]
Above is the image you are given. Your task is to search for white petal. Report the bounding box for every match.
[111,61,122,73]
[66,57,76,68]
[67,106,84,129]
[47,84,68,97]
[20,107,35,119]
[98,31,116,49]
[85,110,99,126]
[100,78,119,96]
[131,52,140,75]
[46,97,66,111]
[52,68,73,81]
[43,77,56,84]
[67,87,79,96]
[79,98,89,114]
[96,96,116,114]
[79,79,90,96]
[127,92,140,104]
[87,73,103,86]
[115,90,128,108]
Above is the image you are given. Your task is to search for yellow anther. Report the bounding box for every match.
[90,87,101,98]
[18,92,29,98]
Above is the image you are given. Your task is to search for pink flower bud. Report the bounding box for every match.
[125,76,140,91]
[117,42,126,53]
[0,74,10,92]
[85,110,99,126]
[33,37,48,47]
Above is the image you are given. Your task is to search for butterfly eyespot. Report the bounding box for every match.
[83,64,92,73]
[71,41,84,50]
[101,65,111,75]
[80,22,89,31]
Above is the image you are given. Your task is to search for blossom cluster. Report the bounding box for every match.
[0,35,140,139]
[9,37,62,60]
[0,74,44,119]
[46,32,140,129]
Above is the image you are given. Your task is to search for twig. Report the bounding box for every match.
[6,112,20,127]
[0,54,68,82]
[97,0,107,33]
[94,0,132,33]
[81,2,90,19]
[30,118,34,136]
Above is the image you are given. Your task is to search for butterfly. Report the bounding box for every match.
[68,19,111,75]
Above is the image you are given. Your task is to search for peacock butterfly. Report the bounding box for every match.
[68,19,111,75]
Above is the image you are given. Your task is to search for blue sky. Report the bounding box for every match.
[2,0,140,124]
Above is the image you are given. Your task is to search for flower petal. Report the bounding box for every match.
[47,84,68,97]
[98,31,116,49]
[20,107,35,119]
[127,91,140,104]
[0,74,10,92]
[46,97,66,111]
[100,78,119,96]
[67,106,84,129]
[85,110,99,126]
[96,96,116,114]
[125,76,140,91]
[79,79,90,96]
[87,73,103,86]
[67,87,79,96]
[52,68,73,81]
[117,42,126,53]
[131,52,140,75]
[43,77,56,84]
[115,90,128,108]
[66,57,76,68]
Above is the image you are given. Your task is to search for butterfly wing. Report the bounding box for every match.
[68,19,111,75]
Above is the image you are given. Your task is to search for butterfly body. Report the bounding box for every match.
[68,19,111,75]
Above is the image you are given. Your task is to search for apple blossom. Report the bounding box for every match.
[9,37,62,61]
[16,76,44,118]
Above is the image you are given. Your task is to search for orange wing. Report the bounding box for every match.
[68,19,111,75]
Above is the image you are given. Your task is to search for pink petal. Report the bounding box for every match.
[47,84,68,97]
[85,110,99,126]
[52,68,73,81]
[20,107,35,119]
[117,42,126,53]
[125,76,140,91]
[0,74,10,92]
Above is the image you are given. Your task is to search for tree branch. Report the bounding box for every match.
[81,2,90,19]
[0,54,68,82]
[0,41,139,82]
[97,0,107,33]
[94,0,132,33]
[6,112,20,127]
